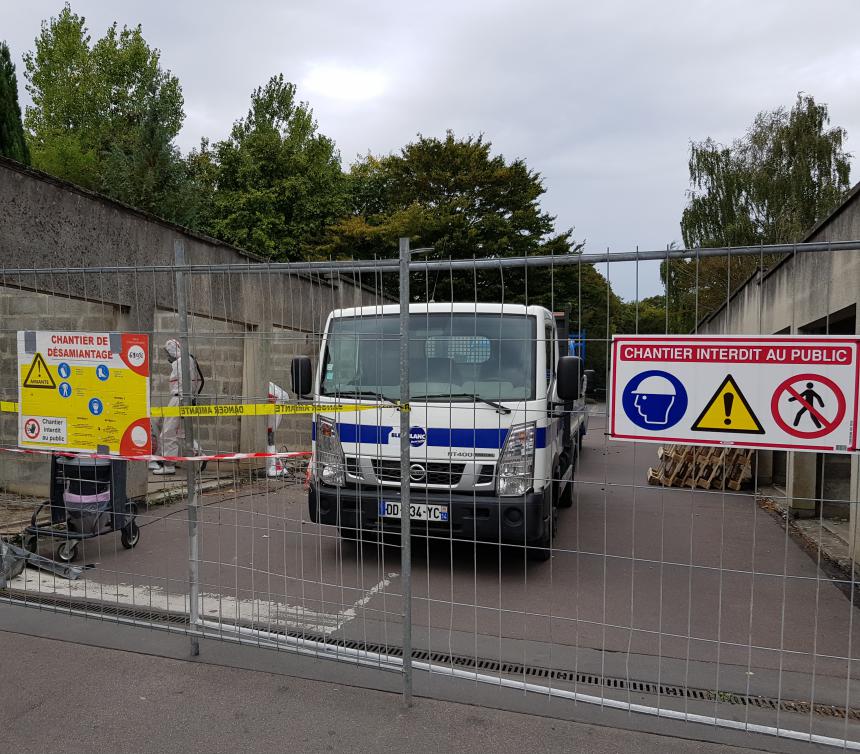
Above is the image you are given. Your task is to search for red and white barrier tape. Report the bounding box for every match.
[0,445,311,464]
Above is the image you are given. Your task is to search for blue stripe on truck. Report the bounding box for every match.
[336,423,393,445]
[426,427,509,449]
[313,422,548,450]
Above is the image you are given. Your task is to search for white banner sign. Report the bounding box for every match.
[609,336,859,453]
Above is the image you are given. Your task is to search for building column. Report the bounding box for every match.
[785,451,817,518]
[850,456,860,568]
[756,450,773,486]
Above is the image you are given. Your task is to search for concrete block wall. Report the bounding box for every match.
[152,309,247,454]
[269,325,319,452]
[0,157,389,495]
[0,286,120,495]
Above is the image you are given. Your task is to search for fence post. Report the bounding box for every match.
[174,238,201,657]
[399,236,413,706]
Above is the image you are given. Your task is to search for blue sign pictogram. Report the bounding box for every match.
[88,398,104,416]
[58,362,71,379]
[622,370,687,430]
[58,382,72,398]
[96,364,110,381]
[409,426,426,447]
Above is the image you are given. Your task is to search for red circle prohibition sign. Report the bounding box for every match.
[771,373,846,439]
[24,418,41,439]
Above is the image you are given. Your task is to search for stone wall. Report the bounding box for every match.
[0,157,388,496]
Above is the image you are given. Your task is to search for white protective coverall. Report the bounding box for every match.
[159,338,203,460]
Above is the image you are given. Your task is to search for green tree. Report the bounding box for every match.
[668,94,851,330]
[23,5,191,222]
[322,132,573,263]
[0,42,30,164]
[204,74,346,260]
[320,131,581,308]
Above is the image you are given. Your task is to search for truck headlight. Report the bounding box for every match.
[497,422,536,497]
[316,416,345,487]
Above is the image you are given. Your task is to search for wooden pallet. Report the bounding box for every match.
[647,444,753,490]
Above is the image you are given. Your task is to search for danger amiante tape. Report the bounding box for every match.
[1,401,402,417]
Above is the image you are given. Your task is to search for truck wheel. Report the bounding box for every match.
[527,521,553,561]
[527,488,557,561]
[557,464,575,509]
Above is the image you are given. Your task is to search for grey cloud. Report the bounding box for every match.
[4,0,859,300]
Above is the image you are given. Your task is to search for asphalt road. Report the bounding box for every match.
[0,629,775,754]
[7,408,860,744]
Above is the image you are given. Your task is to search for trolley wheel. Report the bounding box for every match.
[23,534,38,554]
[56,541,78,562]
[121,520,140,550]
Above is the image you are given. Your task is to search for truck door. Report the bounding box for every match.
[544,317,561,480]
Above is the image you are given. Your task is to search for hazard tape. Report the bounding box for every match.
[150,402,389,418]
[0,445,311,464]
[1,401,403,416]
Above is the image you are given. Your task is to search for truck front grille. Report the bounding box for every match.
[371,460,466,486]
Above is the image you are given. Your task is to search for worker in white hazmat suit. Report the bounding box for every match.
[150,338,204,475]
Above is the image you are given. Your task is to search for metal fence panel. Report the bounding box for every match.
[2,240,859,750]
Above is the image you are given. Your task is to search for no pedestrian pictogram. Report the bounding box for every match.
[770,374,846,440]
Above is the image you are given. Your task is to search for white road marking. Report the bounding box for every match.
[8,569,398,636]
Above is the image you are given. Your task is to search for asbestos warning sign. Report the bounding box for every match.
[23,353,56,389]
[610,336,860,453]
[17,331,151,456]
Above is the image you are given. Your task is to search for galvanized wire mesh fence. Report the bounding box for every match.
[2,239,860,750]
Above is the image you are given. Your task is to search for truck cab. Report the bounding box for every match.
[292,303,584,560]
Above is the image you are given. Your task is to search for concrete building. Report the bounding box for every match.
[697,181,860,563]
[0,156,385,497]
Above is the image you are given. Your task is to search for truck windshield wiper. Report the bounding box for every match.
[325,389,399,406]
[410,393,512,415]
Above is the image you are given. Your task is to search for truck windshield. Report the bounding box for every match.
[320,313,536,402]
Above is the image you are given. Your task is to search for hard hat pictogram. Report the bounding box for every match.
[622,370,687,430]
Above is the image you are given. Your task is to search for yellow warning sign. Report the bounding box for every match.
[18,331,151,456]
[691,374,765,434]
[22,353,56,389]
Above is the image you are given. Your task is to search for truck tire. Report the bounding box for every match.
[527,487,557,561]
[557,462,575,509]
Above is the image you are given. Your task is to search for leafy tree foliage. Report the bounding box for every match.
[320,131,580,305]
[667,94,851,330]
[0,42,30,164]
[322,131,573,262]
[23,5,193,222]
[202,75,346,260]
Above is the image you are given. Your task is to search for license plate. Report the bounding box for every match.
[379,500,449,522]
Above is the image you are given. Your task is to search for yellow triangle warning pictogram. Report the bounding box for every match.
[23,352,57,389]
[691,374,765,434]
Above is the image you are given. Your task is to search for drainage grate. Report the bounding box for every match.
[4,588,857,721]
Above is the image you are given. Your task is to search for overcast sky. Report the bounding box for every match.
[5,1,860,300]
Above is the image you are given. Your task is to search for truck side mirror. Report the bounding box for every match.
[291,356,313,398]
[584,369,595,395]
[556,356,582,401]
